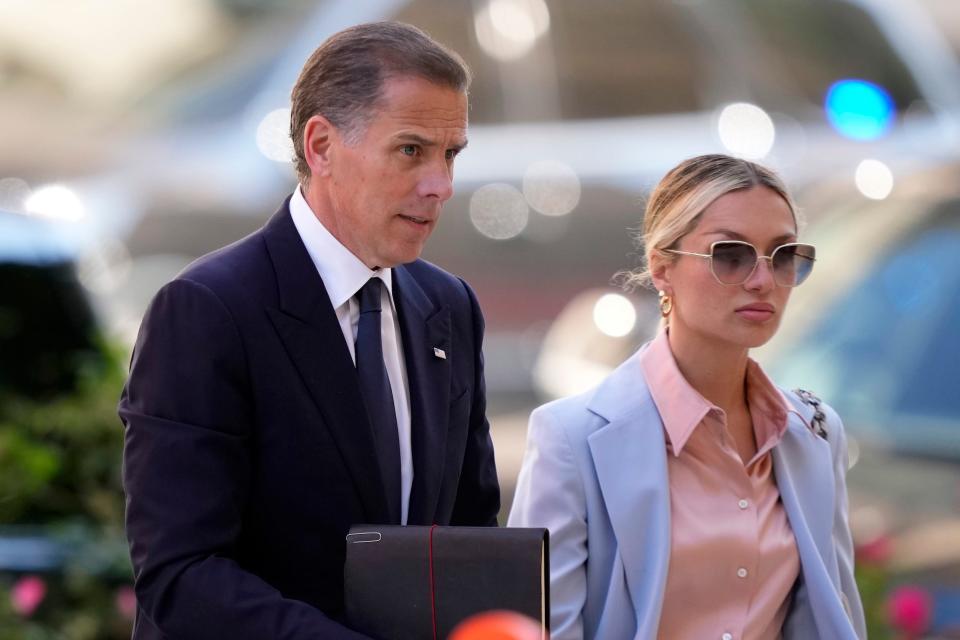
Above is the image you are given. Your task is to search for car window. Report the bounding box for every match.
[892,227,960,419]
[771,199,960,455]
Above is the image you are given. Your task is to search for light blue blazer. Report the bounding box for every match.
[508,348,867,640]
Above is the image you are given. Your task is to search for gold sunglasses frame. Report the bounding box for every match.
[664,240,816,287]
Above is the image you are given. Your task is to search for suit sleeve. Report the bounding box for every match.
[119,279,370,640]
[508,406,587,640]
[449,278,500,526]
[825,405,868,640]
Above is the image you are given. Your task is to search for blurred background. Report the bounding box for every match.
[2,0,960,637]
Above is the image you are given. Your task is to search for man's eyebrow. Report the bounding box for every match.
[393,132,469,151]
[394,133,436,147]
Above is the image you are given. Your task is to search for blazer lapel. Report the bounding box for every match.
[393,265,451,525]
[773,417,836,573]
[773,416,851,637]
[261,203,389,522]
[586,353,671,638]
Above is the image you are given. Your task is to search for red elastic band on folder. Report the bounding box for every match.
[428,524,438,640]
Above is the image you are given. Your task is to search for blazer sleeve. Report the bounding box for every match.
[825,404,868,640]
[449,278,500,526]
[508,405,588,640]
[119,279,370,640]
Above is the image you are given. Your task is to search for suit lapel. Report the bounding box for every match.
[261,203,389,522]
[393,265,451,525]
[772,417,836,571]
[773,416,851,637]
[586,353,671,638]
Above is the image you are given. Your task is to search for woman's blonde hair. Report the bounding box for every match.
[622,154,800,290]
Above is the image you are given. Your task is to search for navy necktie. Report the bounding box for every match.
[355,278,401,524]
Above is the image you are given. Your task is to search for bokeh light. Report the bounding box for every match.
[522,160,581,217]
[24,184,85,222]
[469,183,529,240]
[592,293,637,338]
[256,108,294,163]
[847,435,860,469]
[0,177,32,213]
[825,79,895,140]
[717,103,775,159]
[855,159,894,200]
[521,211,570,244]
[77,237,133,294]
[474,0,550,62]
[851,505,889,545]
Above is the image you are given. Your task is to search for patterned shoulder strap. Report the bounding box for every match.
[792,388,829,440]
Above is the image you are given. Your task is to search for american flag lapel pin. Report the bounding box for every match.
[433,347,447,360]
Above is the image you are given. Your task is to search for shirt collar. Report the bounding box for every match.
[640,329,713,455]
[288,186,393,308]
[745,358,800,456]
[640,329,798,456]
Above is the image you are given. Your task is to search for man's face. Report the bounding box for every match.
[312,75,468,269]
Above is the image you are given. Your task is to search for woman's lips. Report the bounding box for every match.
[735,303,775,322]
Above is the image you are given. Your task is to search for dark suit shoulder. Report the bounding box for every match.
[173,227,275,307]
[176,228,266,287]
[402,258,474,308]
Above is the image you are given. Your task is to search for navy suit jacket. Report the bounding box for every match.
[119,202,500,639]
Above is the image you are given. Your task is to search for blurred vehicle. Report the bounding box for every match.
[758,161,960,636]
[28,0,959,397]
[0,209,101,398]
[534,160,960,636]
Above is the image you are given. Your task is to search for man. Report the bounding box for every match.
[119,22,500,639]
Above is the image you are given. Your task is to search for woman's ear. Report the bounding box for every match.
[649,250,673,295]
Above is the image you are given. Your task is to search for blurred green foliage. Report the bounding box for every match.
[0,340,133,639]
[857,561,892,640]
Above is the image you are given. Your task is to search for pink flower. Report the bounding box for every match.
[856,534,893,566]
[10,575,47,617]
[887,585,933,637]
[115,585,137,620]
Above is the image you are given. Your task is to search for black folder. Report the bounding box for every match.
[344,525,549,640]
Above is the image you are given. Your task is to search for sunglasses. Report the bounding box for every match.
[665,240,816,287]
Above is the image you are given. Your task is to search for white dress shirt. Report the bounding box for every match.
[289,187,413,524]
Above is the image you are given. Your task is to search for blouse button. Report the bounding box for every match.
[737,567,748,578]
[738,499,749,510]
[722,634,734,640]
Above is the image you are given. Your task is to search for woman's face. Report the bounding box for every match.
[654,185,798,351]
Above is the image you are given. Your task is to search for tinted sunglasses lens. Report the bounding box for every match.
[711,242,757,284]
[772,244,816,286]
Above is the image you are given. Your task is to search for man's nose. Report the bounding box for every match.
[418,160,454,202]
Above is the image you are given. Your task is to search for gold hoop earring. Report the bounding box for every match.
[658,291,673,317]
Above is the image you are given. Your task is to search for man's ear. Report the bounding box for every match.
[649,250,672,295]
[303,115,336,178]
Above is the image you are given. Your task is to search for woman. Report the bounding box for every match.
[508,155,866,640]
